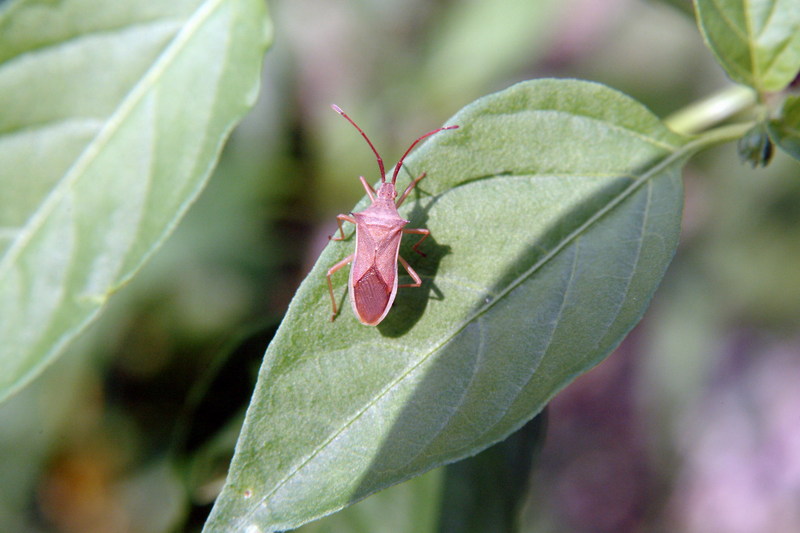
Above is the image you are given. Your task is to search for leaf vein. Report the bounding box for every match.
[403,318,490,467]
[709,0,751,43]
[596,180,652,349]
[758,34,798,76]
[0,16,182,70]
[756,0,780,40]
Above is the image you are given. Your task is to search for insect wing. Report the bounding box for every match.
[349,216,405,325]
[352,265,392,325]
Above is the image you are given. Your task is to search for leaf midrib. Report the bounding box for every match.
[743,0,761,87]
[0,0,226,275]
[440,178,656,461]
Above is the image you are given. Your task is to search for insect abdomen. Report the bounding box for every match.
[353,265,392,325]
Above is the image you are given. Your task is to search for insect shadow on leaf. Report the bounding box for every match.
[377,174,452,337]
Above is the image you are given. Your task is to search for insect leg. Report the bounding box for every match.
[330,214,357,241]
[402,227,430,256]
[326,254,354,321]
[397,255,422,288]
[359,176,377,202]
[396,172,426,207]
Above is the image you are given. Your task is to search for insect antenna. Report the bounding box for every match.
[331,104,386,182]
[391,125,459,185]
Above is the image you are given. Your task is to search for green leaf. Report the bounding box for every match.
[0,0,271,402]
[204,79,691,532]
[767,94,800,160]
[295,468,444,533]
[694,0,800,92]
[436,415,545,533]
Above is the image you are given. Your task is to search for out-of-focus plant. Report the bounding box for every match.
[0,0,272,402]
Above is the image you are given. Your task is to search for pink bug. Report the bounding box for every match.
[326,104,458,325]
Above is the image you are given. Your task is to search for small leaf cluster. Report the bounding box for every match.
[694,0,800,165]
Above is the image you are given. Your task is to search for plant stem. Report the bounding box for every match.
[686,122,754,152]
[664,85,757,135]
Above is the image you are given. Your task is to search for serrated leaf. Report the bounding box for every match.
[767,94,800,160]
[204,79,692,532]
[694,0,800,92]
[0,0,271,402]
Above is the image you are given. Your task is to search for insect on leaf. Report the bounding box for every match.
[205,79,694,532]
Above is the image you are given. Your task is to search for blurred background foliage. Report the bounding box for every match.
[2,0,799,531]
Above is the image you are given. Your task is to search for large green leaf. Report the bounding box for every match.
[204,79,691,532]
[694,0,800,92]
[0,0,271,402]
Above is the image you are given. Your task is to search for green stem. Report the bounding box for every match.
[687,122,754,151]
[664,85,757,135]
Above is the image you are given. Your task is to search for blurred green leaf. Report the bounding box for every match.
[768,94,800,160]
[436,415,545,533]
[655,0,697,17]
[295,468,443,533]
[205,79,695,532]
[0,0,271,402]
[0,333,87,531]
[421,0,564,103]
[693,0,800,92]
